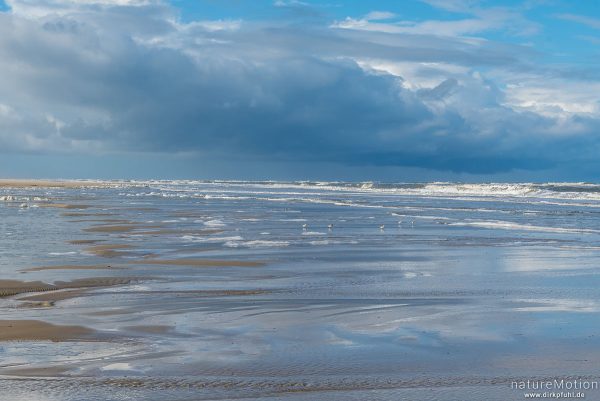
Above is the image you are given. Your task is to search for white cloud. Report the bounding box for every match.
[504,80,600,116]
[188,19,242,32]
[334,6,538,38]
[356,59,470,90]
[420,0,479,13]
[5,0,156,18]
[273,0,309,7]
[364,11,396,21]
[557,14,600,30]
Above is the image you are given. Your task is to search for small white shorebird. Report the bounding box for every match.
[379,224,385,230]
[327,224,333,230]
[302,223,308,230]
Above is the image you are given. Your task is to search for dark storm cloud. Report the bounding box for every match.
[1,0,600,174]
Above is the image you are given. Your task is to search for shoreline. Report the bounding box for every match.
[0,179,112,188]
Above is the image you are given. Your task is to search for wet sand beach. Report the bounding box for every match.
[0,179,110,188]
[0,320,93,342]
[2,180,600,400]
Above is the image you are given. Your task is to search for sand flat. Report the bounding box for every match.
[163,246,220,255]
[86,244,135,251]
[62,212,115,217]
[68,239,106,245]
[56,277,135,289]
[19,289,89,302]
[132,229,224,235]
[1,277,135,299]
[127,259,265,267]
[84,225,140,233]
[117,207,161,212]
[84,244,137,258]
[101,289,269,297]
[2,180,600,400]
[124,325,173,334]
[0,280,58,297]
[84,224,164,233]
[3,365,71,377]
[87,309,136,317]
[0,179,108,188]
[38,203,92,209]
[23,264,125,272]
[67,219,132,224]
[0,320,93,342]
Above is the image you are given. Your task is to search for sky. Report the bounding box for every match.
[1,0,600,181]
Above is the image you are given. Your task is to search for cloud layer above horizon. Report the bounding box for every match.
[1,0,600,179]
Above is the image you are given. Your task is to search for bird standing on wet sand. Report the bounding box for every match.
[379,224,385,230]
[328,224,333,230]
[302,224,308,230]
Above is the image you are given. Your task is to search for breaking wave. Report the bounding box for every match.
[111,180,600,203]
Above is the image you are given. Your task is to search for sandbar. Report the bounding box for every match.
[23,264,125,272]
[0,179,108,188]
[0,280,58,297]
[84,244,136,258]
[128,259,265,267]
[38,203,92,209]
[68,239,106,245]
[0,320,93,342]
[84,224,164,233]
[0,277,135,299]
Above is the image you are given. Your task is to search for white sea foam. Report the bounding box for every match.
[308,239,358,245]
[101,363,134,371]
[392,213,452,221]
[203,219,226,227]
[514,299,600,313]
[0,195,49,202]
[449,220,600,234]
[302,231,326,236]
[309,240,330,245]
[111,180,600,207]
[181,235,243,242]
[225,240,290,248]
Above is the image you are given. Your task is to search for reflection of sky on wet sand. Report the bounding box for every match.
[2,182,600,399]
